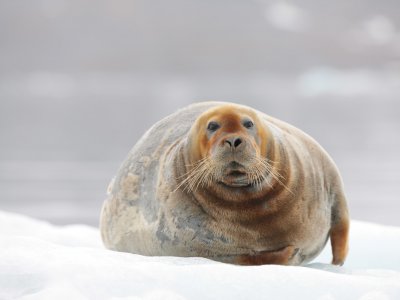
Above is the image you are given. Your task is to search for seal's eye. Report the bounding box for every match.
[207,121,220,132]
[243,120,254,129]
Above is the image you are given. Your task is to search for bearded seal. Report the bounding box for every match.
[100,102,349,266]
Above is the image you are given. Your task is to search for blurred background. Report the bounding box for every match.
[0,0,399,226]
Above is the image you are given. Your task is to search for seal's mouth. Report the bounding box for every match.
[220,161,252,187]
[228,170,246,177]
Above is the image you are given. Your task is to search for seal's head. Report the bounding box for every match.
[184,104,277,195]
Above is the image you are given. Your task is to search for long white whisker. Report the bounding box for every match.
[260,158,293,194]
[174,157,216,193]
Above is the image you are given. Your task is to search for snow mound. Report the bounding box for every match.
[1,211,400,300]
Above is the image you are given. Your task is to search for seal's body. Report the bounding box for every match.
[100,102,349,265]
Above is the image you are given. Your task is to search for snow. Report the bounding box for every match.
[1,211,400,300]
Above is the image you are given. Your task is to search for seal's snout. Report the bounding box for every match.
[224,136,244,149]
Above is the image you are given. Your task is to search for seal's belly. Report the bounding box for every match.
[144,194,331,265]
[102,179,331,265]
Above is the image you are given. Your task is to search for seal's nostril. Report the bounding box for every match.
[225,137,242,148]
[234,138,242,148]
[225,140,232,147]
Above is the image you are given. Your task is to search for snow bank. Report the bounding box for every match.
[1,211,400,300]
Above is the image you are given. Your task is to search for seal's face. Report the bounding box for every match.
[205,110,262,187]
[185,105,272,192]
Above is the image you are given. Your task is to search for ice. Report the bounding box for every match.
[297,67,400,98]
[264,1,309,32]
[1,210,400,300]
[364,15,397,45]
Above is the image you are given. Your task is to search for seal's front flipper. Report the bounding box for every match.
[330,219,349,266]
[235,245,299,266]
[330,195,350,266]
